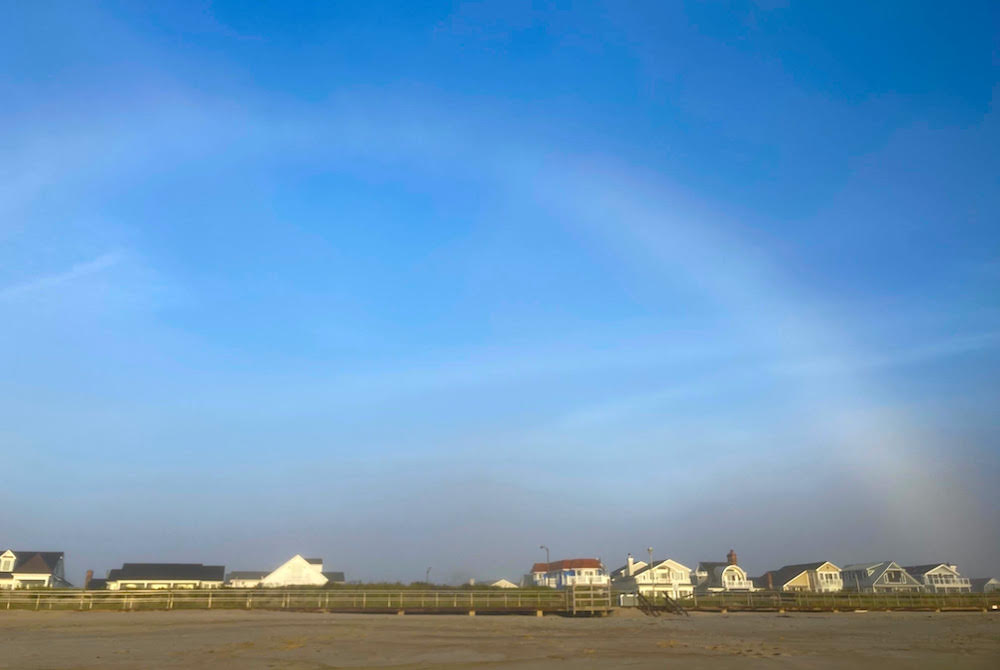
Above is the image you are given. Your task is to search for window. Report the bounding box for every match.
[0,557,12,572]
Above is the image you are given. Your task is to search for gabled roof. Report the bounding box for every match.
[841,561,919,586]
[228,571,269,580]
[902,563,956,576]
[322,571,345,582]
[756,562,835,589]
[305,558,323,565]
[841,561,891,572]
[109,563,225,581]
[531,558,602,573]
[632,559,691,577]
[611,564,641,577]
[3,551,63,574]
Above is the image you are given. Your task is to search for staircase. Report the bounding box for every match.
[636,592,688,617]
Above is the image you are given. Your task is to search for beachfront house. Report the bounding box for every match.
[488,579,519,589]
[105,563,226,590]
[225,555,345,588]
[903,564,972,593]
[970,577,1000,593]
[611,554,695,600]
[0,550,71,589]
[694,550,755,593]
[753,561,843,592]
[529,558,609,588]
[840,562,923,593]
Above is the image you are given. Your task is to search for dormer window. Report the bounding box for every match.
[0,555,13,572]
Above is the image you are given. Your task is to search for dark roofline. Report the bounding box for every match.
[110,563,225,581]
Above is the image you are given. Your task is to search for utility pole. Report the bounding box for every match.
[539,546,550,587]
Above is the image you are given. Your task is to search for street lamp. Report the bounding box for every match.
[425,567,431,584]
[539,545,550,587]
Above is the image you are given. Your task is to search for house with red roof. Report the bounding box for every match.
[528,558,608,588]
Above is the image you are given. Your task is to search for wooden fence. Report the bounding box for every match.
[1,586,612,615]
[670,590,1000,612]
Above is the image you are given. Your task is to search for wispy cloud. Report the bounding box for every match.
[771,331,1000,378]
[0,252,122,300]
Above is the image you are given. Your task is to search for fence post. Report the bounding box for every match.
[208,591,213,609]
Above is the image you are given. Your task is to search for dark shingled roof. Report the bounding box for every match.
[322,571,345,583]
[2,551,64,575]
[305,558,323,565]
[696,561,728,573]
[109,563,225,581]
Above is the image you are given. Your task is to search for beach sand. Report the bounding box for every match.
[0,608,997,669]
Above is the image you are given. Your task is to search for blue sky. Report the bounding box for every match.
[2,1,998,584]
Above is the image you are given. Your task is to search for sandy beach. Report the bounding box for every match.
[0,609,997,669]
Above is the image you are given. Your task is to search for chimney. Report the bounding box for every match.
[627,553,634,577]
[84,570,94,589]
[766,572,773,590]
[727,549,738,566]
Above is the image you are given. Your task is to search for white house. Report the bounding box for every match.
[840,562,923,593]
[105,563,225,590]
[529,559,609,589]
[903,564,971,593]
[225,555,345,588]
[754,561,843,592]
[227,571,269,588]
[0,550,71,589]
[694,550,755,593]
[488,578,519,589]
[611,554,694,600]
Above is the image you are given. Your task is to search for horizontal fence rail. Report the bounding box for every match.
[1,587,612,615]
[623,590,1000,612]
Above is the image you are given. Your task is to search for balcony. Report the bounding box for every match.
[722,580,753,591]
[926,577,971,588]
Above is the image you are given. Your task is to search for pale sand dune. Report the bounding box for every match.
[0,609,997,669]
